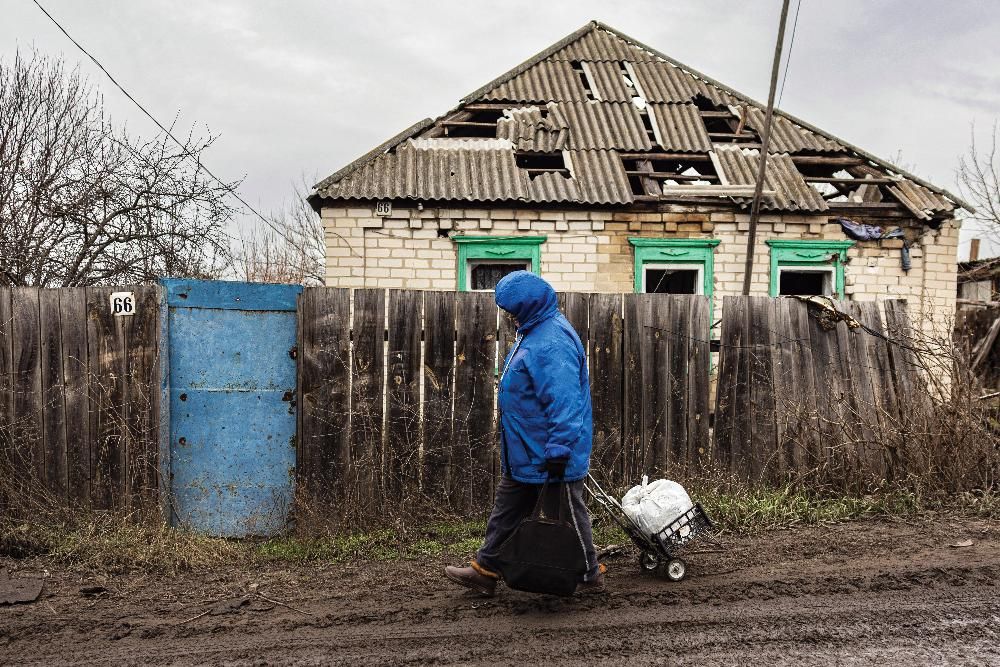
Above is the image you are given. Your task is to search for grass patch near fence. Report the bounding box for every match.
[2,487,997,575]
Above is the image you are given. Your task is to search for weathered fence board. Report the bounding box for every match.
[454,291,497,514]
[588,293,623,483]
[386,289,422,502]
[351,288,385,511]
[86,287,127,510]
[39,289,66,498]
[59,288,90,506]
[124,286,160,508]
[0,287,13,508]
[558,292,590,343]
[297,287,351,502]
[621,294,646,481]
[421,291,455,504]
[714,296,924,485]
[686,295,711,468]
[12,287,42,483]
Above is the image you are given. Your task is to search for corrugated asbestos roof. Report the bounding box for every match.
[648,103,712,152]
[314,21,966,216]
[742,107,843,153]
[496,105,569,152]
[321,138,631,205]
[560,101,652,150]
[712,146,829,212]
[483,60,587,103]
[585,61,633,102]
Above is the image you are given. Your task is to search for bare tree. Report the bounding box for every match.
[958,122,1000,248]
[237,181,325,285]
[0,51,236,287]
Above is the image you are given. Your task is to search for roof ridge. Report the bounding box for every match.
[311,23,601,198]
[592,21,971,211]
[459,21,599,105]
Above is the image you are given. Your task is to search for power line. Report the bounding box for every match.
[777,0,803,109]
[29,0,297,248]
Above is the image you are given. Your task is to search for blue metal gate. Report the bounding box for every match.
[161,279,302,536]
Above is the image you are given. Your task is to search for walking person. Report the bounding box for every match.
[445,271,604,596]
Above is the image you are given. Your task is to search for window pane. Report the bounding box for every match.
[779,271,828,296]
[471,262,528,291]
[646,268,698,294]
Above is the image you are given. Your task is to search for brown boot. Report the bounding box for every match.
[444,560,499,597]
[576,563,607,594]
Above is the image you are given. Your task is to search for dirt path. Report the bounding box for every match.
[2,517,998,666]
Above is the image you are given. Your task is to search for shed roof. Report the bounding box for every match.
[313,21,968,216]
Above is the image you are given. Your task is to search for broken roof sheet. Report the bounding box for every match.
[496,105,569,152]
[314,21,967,215]
[321,138,632,205]
[712,146,829,212]
[648,103,712,153]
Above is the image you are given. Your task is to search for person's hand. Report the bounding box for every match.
[545,457,568,480]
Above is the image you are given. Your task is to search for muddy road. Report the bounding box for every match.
[2,517,998,666]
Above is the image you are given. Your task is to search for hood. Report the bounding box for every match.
[494,271,559,332]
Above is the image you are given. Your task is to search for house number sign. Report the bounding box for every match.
[110,291,136,316]
[375,200,392,217]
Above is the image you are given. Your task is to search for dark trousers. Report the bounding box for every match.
[476,476,600,582]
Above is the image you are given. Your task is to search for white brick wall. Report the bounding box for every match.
[322,203,959,334]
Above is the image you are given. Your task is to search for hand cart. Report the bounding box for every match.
[585,474,713,582]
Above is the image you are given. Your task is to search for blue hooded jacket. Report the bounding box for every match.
[495,271,593,484]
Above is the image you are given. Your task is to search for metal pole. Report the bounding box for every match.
[741,0,792,296]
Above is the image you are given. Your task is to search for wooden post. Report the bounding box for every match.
[741,0,792,296]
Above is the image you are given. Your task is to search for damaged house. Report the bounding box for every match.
[310,21,968,335]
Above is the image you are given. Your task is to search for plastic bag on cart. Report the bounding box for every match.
[621,476,694,538]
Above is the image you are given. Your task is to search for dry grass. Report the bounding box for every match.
[3,483,997,575]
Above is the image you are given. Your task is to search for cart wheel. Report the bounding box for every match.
[638,552,660,572]
[664,558,686,582]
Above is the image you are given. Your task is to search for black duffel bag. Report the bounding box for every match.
[495,480,588,596]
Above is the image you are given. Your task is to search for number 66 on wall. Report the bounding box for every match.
[109,291,136,316]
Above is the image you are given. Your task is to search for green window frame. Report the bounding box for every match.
[453,235,546,291]
[766,239,855,298]
[628,237,720,296]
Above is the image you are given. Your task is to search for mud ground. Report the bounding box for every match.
[2,517,998,666]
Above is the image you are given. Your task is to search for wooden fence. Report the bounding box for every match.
[296,290,711,515]
[1,283,934,523]
[0,286,160,511]
[713,296,924,487]
[956,305,1000,389]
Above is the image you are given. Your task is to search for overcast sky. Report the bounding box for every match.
[6,0,1000,259]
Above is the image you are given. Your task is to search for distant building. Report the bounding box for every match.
[311,21,967,335]
[959,257,1000,304]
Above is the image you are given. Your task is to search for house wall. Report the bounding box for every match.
[321,203,959,338]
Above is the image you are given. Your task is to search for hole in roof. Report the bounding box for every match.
[442,109,503,138]
[516,152,569,181]
[621,157,720,196]
[571,61,597,101]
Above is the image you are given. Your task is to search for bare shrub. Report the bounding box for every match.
[0,51,235,287]
[762,321,1000,496]
[237,182,325,285]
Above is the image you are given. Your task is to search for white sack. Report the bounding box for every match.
[621,475,694,537]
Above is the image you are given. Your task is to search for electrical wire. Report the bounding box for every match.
[777,0,803,109]
[29,0,318,253]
